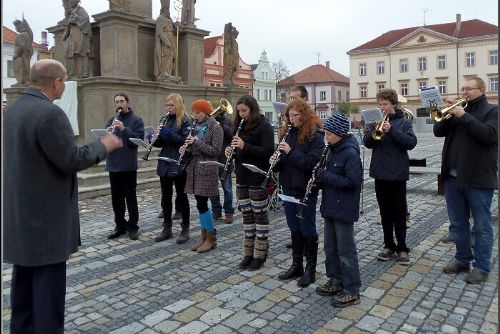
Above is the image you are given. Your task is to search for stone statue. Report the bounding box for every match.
[154,5,177,80]
[62,0,71,21]
[62,0,91,79]
[181,0,196,26]
[109,0,132,12]
[223,22,239,86]
[13,18,34,85]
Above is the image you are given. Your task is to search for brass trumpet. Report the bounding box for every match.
[371,115,388,141]
[430,98,468,122]
[210,98,233,117]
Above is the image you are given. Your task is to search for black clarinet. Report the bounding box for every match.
[143,112,169,161]
[297,143,330,219]
[220,118,245,181]
[261,124,292,188]
[177,120,198,169]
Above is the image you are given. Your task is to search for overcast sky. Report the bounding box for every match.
[2,0,498,76]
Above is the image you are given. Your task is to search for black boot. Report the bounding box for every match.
[278,233,304,280]
[297,237,318,287]
[176,221,190,244]
[154,222,172,242]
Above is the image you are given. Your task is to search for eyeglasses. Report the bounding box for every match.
[460,87,481,92]
[289,113,300,118]
[166,104,175,107]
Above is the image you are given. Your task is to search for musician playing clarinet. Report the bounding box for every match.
[272,99,324,287]
[230,95,274,271]
[152,93,192,244]
[105,93,145,241]
[182,99,223,253]
[315,114,363,308]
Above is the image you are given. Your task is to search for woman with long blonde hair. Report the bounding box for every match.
[151,93,192,244]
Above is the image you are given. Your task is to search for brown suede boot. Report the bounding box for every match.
[191,229,207,251]
[197,230,217,253]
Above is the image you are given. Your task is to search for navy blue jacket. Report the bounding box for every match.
[319,134,362,223]
[363,109,417,181]
[153,114,191,178]
[105,108,145,172]
[275,128,325,198]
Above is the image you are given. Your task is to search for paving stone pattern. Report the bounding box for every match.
[2,133,498,334]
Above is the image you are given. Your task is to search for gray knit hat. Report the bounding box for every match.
[324,114,350,137]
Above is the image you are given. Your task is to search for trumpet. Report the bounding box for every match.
[211,98,233,117]
[261,124,292,188]
[372,115,388,141]
[297,143,329,219]
[143,112,169,161]
[220,118,244,181]
[430,98,468,122]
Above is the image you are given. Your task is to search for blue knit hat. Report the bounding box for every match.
[324,114,350,137]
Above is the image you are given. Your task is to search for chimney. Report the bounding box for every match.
[326,61,330,69]
[453,13,462,37]
[40,31,48,50]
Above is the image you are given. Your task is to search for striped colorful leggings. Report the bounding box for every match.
[236,184,270,260]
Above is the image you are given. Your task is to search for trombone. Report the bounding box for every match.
[430,98,468,122]
[210,98,233,117]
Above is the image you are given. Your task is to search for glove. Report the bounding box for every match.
[146,132,153,141]
[160,127,171,137]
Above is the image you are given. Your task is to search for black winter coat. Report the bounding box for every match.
[233,116,275,186]
[433,95,498,189]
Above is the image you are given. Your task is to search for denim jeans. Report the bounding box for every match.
[445,177,494,273]
[283,196,318,238]
[210,171,235,215]
[323,218,361,295]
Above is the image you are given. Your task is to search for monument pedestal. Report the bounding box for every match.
[178,25,209,86]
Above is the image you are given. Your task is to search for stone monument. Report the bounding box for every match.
[12,17,33,85]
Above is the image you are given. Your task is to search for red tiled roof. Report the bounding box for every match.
[349,19,498,53]
[204,35,220,58]
[3,26,43,48]
[279,64,349,86]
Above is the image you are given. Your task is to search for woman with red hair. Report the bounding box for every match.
[272,99,324,287]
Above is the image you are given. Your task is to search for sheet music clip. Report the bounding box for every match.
[129,138,148,148]
[90,129,110,137]
[242,163,267,176]
[198,161,225,168]
[157,157,179,164]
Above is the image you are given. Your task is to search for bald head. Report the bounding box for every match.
[31,59,67,88]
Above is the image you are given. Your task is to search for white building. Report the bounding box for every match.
[251,50,277,121]
[347,15,498,114]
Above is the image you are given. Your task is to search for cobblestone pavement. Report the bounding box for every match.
[2,132,498,334]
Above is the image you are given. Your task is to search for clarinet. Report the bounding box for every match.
[220,118,245,181]
[261,124,292,188]
[177,120,198,166]
[110,107,123,134]
[143,112,169,161]
[296,142,330,219]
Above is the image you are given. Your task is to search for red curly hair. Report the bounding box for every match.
[281,99,322,144]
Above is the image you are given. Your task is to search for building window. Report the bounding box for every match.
[320,91,326,101]
[209,82,216,87]
[359,63,367,76]
[7,60,15,78]
[338,90,342,101]
[466,52,475,67]
[418,57,427,71]
[437,55,447,69]
[489,50,498,65]
[319,110,328,119]
[360,85,367,98]
[400,83,408,96]
[377,61,385,74]
[257,89,260,100]
[490,77,498,92]
[377,84,385,92]
[400,59,408,73]
[438,80,447,94]
[346,91,350,101]
[265,89,268,100]
[418,81,427,91]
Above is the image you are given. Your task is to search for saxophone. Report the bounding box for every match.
[296,142,330,219]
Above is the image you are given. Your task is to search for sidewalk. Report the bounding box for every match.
[2,132,498,333]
